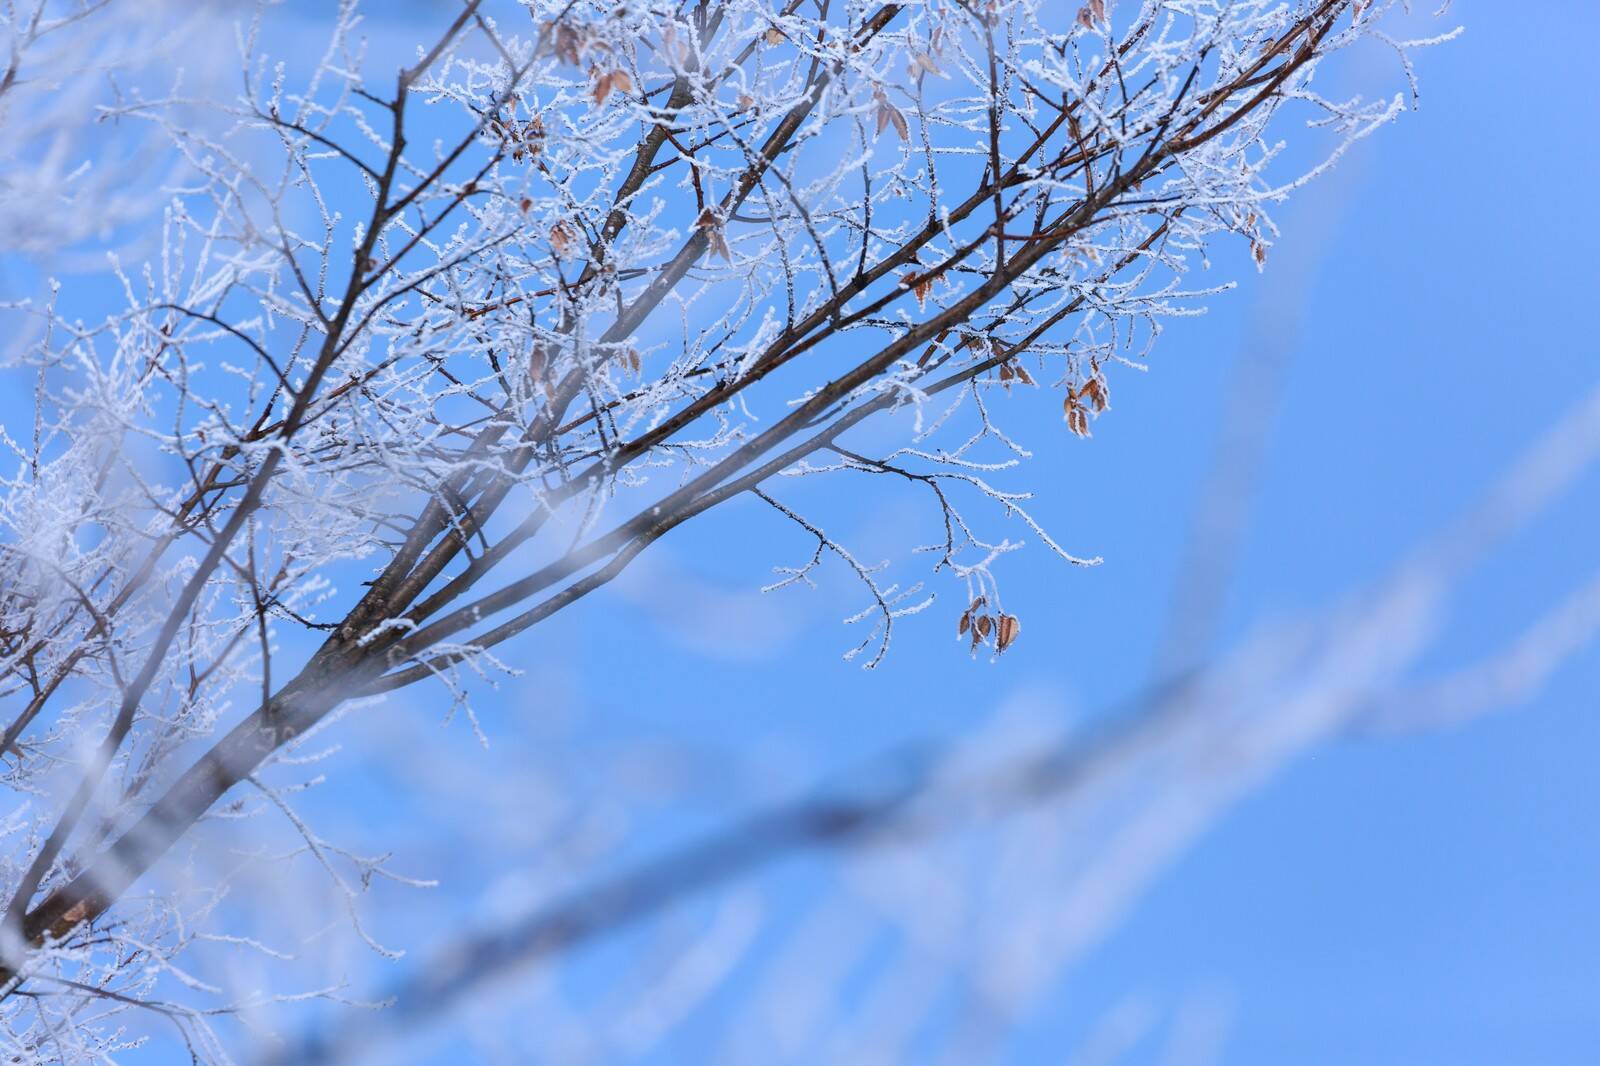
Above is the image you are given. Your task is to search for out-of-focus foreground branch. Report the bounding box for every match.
[288,384,1600,1065]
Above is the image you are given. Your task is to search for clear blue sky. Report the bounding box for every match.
[252,2,1600,1061]
[468,3,1600,1061]
[7,1,1598,1061]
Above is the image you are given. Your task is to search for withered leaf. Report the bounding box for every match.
[996,613,1020,652]
[537,20,587,67]
[550,220,575,255]
[888,105,910,142]
[1079,375,1108,412]
[592,68,632,105]
[696,209,732,262]
[875,95,910,142]
[903,272,932,309]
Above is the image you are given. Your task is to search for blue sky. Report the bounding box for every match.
[254,2,1600,1060]
[496,3,1600,1060]
[3,0,1597,1061]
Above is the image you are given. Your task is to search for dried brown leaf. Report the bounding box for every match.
[996,613,1020,652]
[903,272,931,309]
[1081,376,1108,412]
[888,105,909,142]
[551,221,575,256]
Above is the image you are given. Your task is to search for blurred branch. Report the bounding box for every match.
[287,381,1600,1063]
[1154,152,1370,676]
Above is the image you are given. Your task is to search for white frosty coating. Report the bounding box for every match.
[0,0,1514,1060]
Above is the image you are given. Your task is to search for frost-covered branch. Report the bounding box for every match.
[0,0,1459,1055]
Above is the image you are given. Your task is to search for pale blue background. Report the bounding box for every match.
[508,3,1600,1061]
[4,1,1598,1062]
[408,3,1600,1060]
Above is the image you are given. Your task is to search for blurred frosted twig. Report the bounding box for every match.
[290,381,1600,1063]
